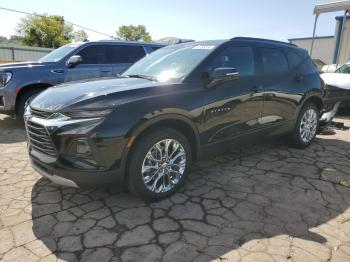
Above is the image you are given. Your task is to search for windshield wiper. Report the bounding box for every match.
[124,74,158,82]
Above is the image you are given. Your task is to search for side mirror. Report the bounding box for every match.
[206,67,239,88]
[67,55,82,68]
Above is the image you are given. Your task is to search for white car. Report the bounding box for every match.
[321,64,350,119]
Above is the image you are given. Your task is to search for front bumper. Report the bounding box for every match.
[31,158,79,188]
[0,83,17,113]
[25,110,129,188]
[30,152,125,187]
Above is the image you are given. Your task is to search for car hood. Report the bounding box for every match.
[0,61,55,71]
[30,77,176,112]
[321,73,350,90]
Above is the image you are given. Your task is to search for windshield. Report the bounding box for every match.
[122,43,218,82]
[39,43,82,62]
[335,64,350,74]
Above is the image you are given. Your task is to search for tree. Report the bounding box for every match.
[73,30,89,42]
[16,14,74,48]
[0,36,7,43]
[9,35,23,43]
[0,35,22,45]
[116,25,152,42]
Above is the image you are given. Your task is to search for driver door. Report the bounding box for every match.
[65,45,113,82]
[202,45,265,151]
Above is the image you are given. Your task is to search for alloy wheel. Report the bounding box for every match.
[141,139,186,193]
[299,108,318,143]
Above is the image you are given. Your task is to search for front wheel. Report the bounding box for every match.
[126,128,191,200]
[291,102,320,148]
[16,89,41,118]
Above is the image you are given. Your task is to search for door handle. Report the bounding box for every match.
[50,69,64,74]
[100,70,111,73]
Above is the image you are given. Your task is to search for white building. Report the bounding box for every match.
[289,36,335,65]
[289,16,350,66]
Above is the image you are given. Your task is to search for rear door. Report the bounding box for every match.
[258,47,302,131]
[106,45,146,75]
[65,44,113,82]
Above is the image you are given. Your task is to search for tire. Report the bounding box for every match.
[291,102,320,148]
[126,128,191,200]
[16,89,41,118]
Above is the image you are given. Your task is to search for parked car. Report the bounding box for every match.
[25,37,328,200]
[322,63,337,73]
[0,40,164,117]
[321,62,350,114]
[157,37,195,45]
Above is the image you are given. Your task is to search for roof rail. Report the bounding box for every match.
[231,37,297,47]
[95,39,165,45]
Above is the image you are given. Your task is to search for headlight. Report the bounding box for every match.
[24,103,31,117]
[63,109,112,119]
[0,72,12,87]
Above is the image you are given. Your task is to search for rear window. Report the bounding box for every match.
[260,48,289,75]
[106,45,146,63]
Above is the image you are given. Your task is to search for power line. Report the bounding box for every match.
[0,6,114,39]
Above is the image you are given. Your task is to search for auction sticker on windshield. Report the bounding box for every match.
[192,45,215,50]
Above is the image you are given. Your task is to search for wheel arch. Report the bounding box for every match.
[124,114,202,171]
[304,95,324,112]
[299,93,324,114]
[15,83,53,113]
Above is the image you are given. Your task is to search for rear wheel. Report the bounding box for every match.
[291,102,319,148]
[126,128,191,200]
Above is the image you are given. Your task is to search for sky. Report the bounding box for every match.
[0,0,345,42]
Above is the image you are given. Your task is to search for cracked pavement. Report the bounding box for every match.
[1,114,350,261]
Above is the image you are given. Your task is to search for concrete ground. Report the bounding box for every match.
[1,114,350,262]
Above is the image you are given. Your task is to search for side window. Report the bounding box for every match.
[77,45,108,64]
[285,49,305,69]
[106,45,146,64]
[209,46,255,76]
[260,48,289,75]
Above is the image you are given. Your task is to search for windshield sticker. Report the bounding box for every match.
[192,45,215,50]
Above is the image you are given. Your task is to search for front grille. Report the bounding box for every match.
[30,108,53,119]
[26,120,57,157]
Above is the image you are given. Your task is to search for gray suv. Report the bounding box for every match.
[0,41,164,117]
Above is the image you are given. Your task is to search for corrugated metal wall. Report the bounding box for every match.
[289,37,335,65]
[0,44,53,62]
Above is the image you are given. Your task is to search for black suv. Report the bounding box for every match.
[0,40,164,117]
[25,37,327,200]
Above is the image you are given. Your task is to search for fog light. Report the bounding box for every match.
[76,139,91,154]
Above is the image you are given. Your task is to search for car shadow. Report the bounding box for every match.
[30,137,350,261]
[0,114,26,143]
